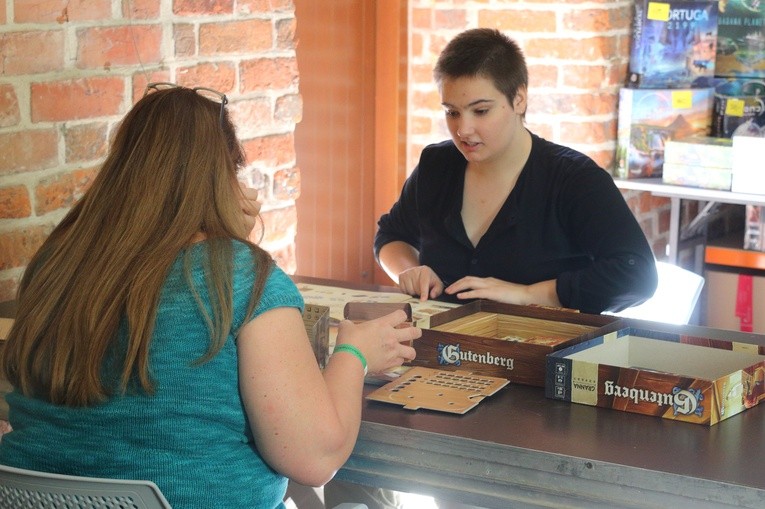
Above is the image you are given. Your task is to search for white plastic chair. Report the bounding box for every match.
[607,260,705,325]
[0,464,172,509]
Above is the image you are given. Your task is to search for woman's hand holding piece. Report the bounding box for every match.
[335,310,420,375]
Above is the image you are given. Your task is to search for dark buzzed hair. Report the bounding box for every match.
[434,28,528,110]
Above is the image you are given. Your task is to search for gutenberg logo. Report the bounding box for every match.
[436,343,514,370]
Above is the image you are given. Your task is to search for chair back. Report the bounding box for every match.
[608,260,705,325]
[0,464,172,509]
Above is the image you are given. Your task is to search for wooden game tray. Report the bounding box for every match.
[343,301,412,322]
[366,366,509,414]
[411,300,622,387]
[430,310,597,346]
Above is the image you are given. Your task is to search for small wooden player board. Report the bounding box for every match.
[0,318,12,340]
[366,366,509,414]
[302,304,330,368]
[344,301,412,322]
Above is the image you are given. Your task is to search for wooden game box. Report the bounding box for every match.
[545,326,765,426]
[302,303,330,368]
[408,300,622,387]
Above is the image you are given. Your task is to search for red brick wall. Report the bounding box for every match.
[406,1,672,259]
[0,0,300,302]
[0,2,674,302]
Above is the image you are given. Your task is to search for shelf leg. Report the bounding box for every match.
[668,197,680,265]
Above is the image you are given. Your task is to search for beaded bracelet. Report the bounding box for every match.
[333,344,368,375]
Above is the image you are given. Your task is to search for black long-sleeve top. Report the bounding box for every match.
[374,134,658,314]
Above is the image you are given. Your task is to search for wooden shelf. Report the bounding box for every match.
[614,178,765,207]
[614,178,765,266]
[705,233,765,271]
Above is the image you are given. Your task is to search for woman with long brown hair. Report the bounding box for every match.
[0,84,420,508]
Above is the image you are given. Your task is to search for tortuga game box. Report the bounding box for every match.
[627,0,719,89]
[546,326,765,426]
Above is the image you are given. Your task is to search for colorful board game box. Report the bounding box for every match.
[546,326,765,426]
[711,78,765,137]
[661,135,733,189]
[664,134,734,167]
[715,0,765,79]
[627,0,719,89]
[616,87,714,179]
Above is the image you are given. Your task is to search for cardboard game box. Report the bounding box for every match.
[744,204,765,251]
[616,87,714,178]
[711,78,765,138]
[705,269,765,333]
[627,0,719,89]
[715,0,765,79]
[661,135,733,190]
[732,133,765,194]
[546,326,765,426]
[408,300,622,387]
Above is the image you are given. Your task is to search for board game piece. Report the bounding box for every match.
[366,366,509,414]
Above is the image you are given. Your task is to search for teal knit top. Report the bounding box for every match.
[0,240,305,508]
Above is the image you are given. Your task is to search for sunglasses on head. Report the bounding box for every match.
[144,82,228,126]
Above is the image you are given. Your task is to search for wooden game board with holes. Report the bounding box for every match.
[430,311,595,346]
[366,366,510,414]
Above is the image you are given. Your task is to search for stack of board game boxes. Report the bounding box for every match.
[618,1,765,183]
[713,0,765,138]
[710,1,765,198]
[617,0,719,180]
[661,134,733,189]
[665,1,765,192]
[712,2,765,254]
